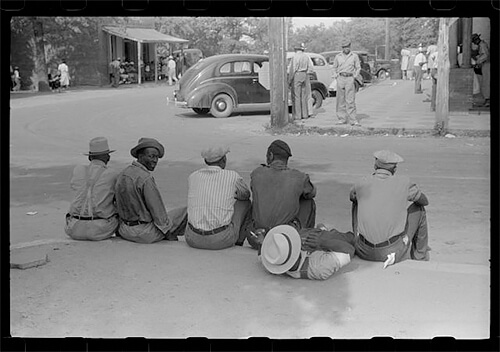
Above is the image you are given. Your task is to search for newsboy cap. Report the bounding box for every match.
[268,139,292,157]
[201,146,230,163]
[130,137,165,158]
[373,150,404,164]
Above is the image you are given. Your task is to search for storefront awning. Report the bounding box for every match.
[102,26,189,44]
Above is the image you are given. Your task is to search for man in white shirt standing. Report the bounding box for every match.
[185,146,251,250]
[413,47,427,94]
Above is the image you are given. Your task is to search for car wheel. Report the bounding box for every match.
[377,69,387,80]
[311,90,323,109]
[192,108,210,115]
[210,94,233,118]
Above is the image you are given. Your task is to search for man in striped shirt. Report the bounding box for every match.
[185,146,251,250]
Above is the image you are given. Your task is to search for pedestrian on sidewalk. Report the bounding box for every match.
[288,43,314,120]
[400,48,411,80]
[244,140,317,249]
[109,58,121,88]
[254,224,355,280]
[65,137,119,241]
[167,56,178,86]
[413,47,426,94]
[114,138,187,244]
[331,39,361,126]
[350,150,431,268]
[427,45,439,111]
[184,146,252,250]
[58,59,70,89]
[12,66,21,91]
[471,33,490,107]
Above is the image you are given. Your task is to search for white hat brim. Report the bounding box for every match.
[261,225,302,275]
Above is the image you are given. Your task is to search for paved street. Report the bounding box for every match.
[8,80,491,338]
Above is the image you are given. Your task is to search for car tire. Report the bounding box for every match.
[192,108,210,115]
[377,69,387,80]
[311,90,323,109]
[210,94,233,118]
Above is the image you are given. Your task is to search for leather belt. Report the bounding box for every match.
[339,72,353,77]
[68,213,112,221]
[188,222,229,236]
[359,233,403,248]
[122,219,150,226]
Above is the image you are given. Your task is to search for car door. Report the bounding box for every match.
[226,60,262,104]
[308,54,333,88]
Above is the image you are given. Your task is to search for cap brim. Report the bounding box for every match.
[83,150,115,156]
[261,225,302,275]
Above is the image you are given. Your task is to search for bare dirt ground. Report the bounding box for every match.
[8,85,492,339]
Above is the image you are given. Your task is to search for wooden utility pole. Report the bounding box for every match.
[268,17,288,128]
[435,17,450,135]
[384,18,390,60]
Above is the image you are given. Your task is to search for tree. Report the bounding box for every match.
[30,17,50,91]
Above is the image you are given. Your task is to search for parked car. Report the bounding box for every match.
[173,54,328,118]
[287,52,333,93]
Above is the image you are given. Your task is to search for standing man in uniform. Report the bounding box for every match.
[350,150,430,268]
[114,138,187,244]
[65,137,119,241]
[185,146,251,250]
[413,47,427,94]
[288,43,314,120]
[245,140,316,249]
[471,33,490,107]
[331,39,361,126]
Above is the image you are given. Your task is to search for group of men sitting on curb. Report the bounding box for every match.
[66,137,430,280]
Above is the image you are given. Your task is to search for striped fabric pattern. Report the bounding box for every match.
[188,166,250,231]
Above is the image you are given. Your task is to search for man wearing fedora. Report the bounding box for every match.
[350,150,430,268]
[256,225,355,280]
[471,33,490,107]
[331,39,361,126]
[114,138,187,244]
[184,146,251,250]
[65,137,119,241]
[244,140,316,249]
[288,43,314,120]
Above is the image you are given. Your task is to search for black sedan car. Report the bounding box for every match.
[173,54,328,118]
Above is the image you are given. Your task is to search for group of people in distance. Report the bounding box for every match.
[66,137,430,280]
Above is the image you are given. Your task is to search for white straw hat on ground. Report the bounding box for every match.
[261,225,302,275]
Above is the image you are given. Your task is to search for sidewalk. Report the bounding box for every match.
[300,78,490,136]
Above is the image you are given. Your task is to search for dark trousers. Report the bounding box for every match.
[354,203,429,263]
[245,198,316,249]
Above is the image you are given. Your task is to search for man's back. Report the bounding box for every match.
[188,166,249,230]
[251,161,315,229]
[354,171,410,243]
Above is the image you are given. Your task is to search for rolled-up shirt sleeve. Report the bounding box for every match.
[143,178,171,233]
[235,176,251,200]
[407,181,422,202]
[302,174,316,199]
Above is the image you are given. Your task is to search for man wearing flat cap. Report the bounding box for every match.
[184,146,251,250]
[65,137,119,241]
[349,150,430,267]
[288,43,315,120]
[114,138,187,244]
[331,39,361,126]
[244,139,317,249]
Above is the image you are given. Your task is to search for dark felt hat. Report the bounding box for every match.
[130,137,165,158]
[268,139,292,157]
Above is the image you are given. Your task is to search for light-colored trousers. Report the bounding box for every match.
[336,75,357,123]
[65,215,119,241]
[414,65,423,93]
[118,206,187,244]
[478,62,490,100]
[185,200,251,250]
[291,71,310,119]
